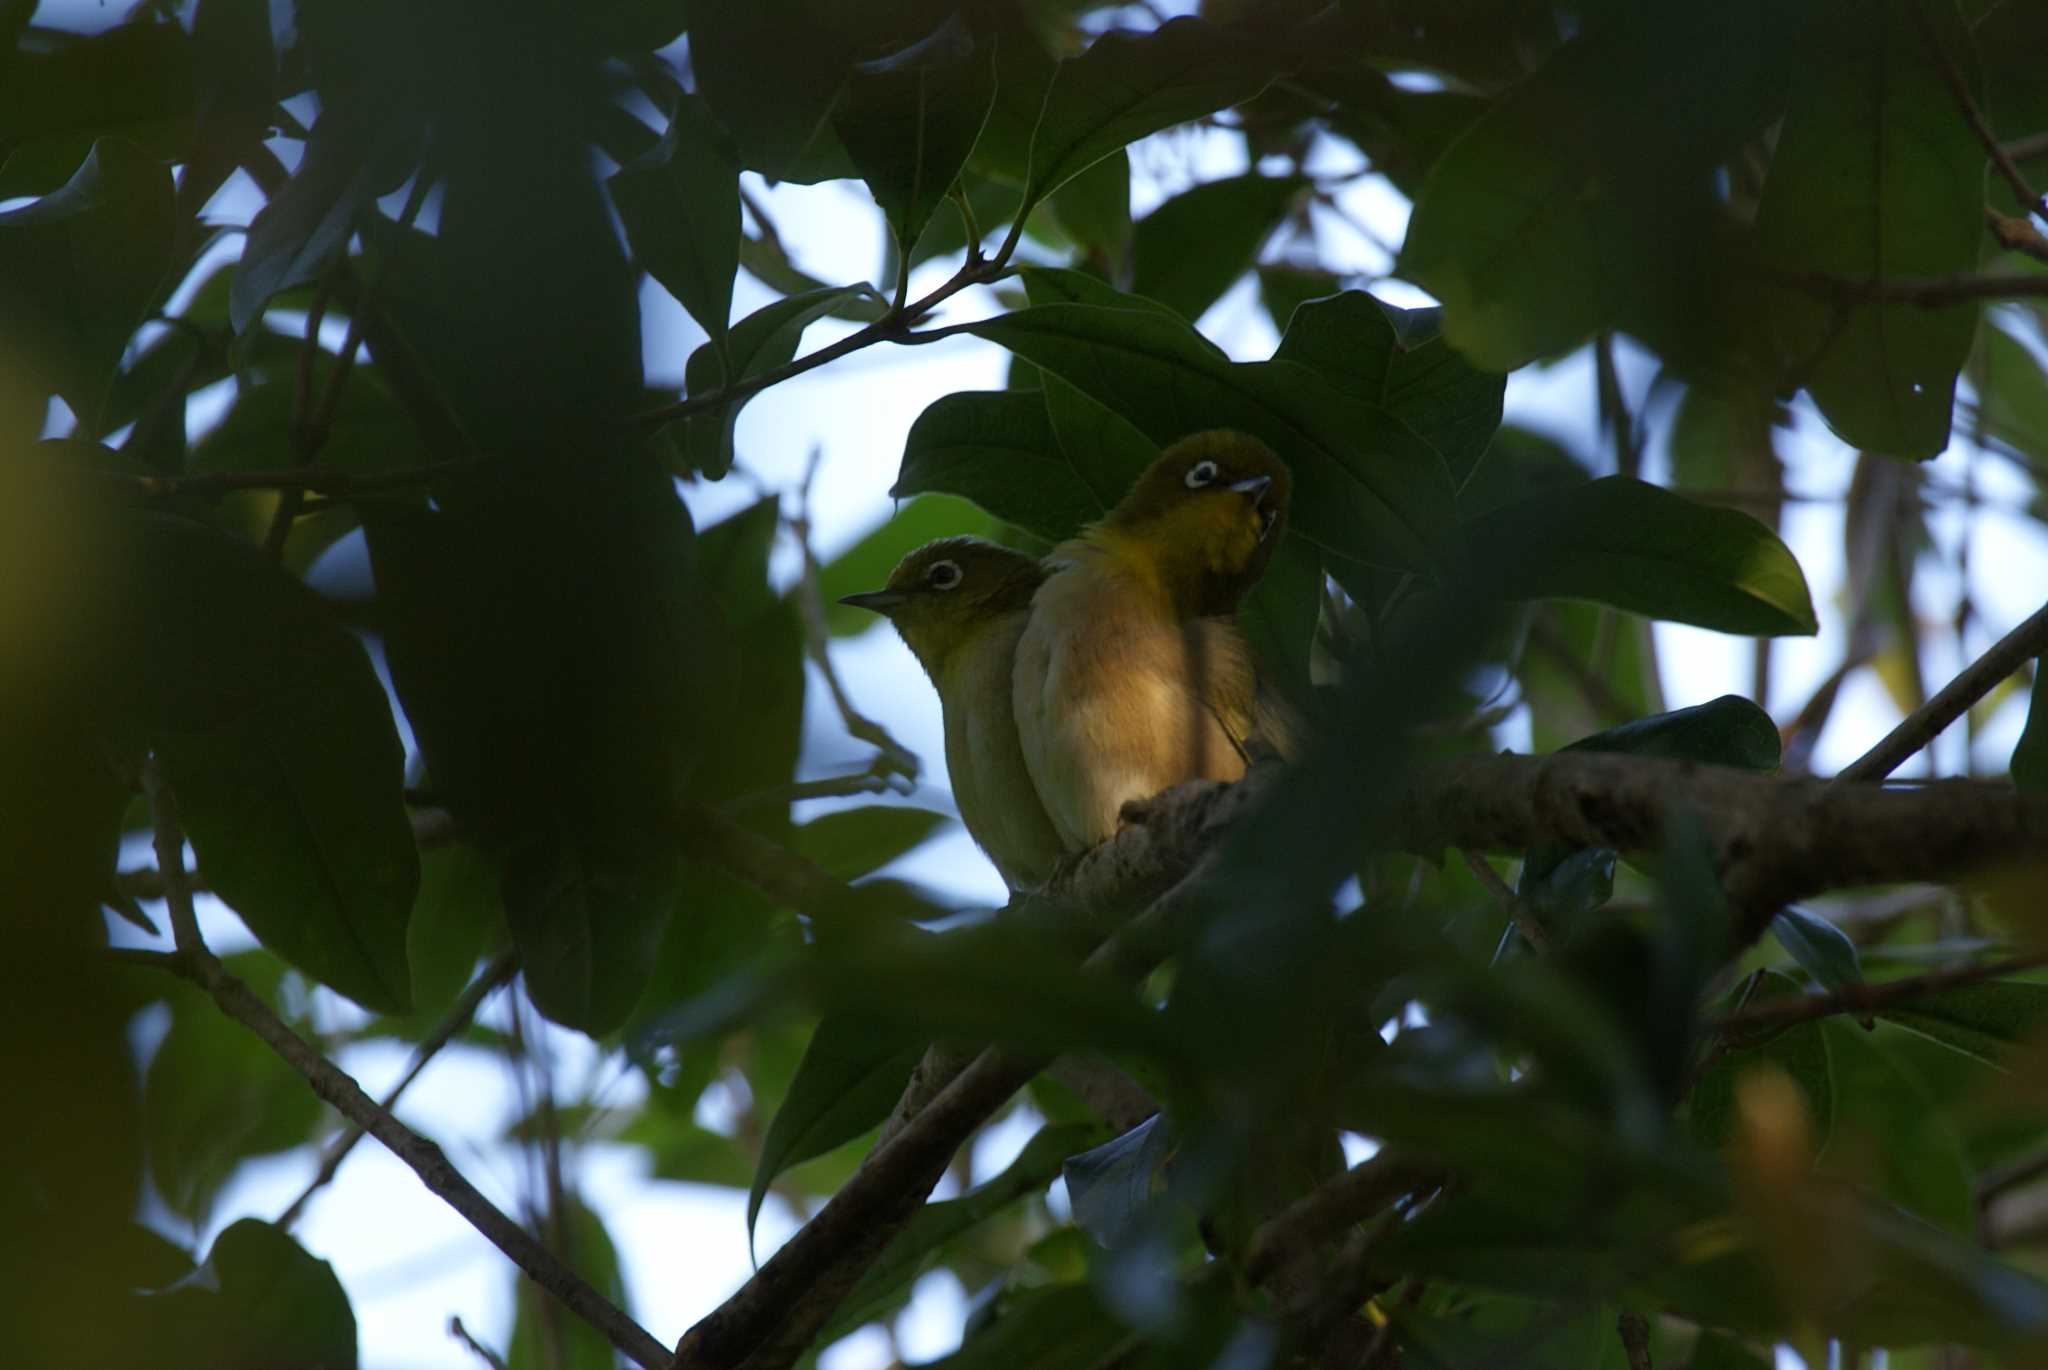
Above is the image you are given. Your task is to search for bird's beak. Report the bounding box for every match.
[838,590,909,614]
[1227,474,1273,502]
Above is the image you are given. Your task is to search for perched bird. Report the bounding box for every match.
[1013,430,1294,852]
[840,537,1065,891]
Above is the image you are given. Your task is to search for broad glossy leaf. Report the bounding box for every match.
[1400,3,1797,369]
[1255,263,1342,335]
[1564,694,1781,769]
[2014,658,2047,792]
[1394,1299,1630,1370]
[1771,905,1863,991]
[893,389,1108,543]
[1753,0,1983,458]
[0,21,195,196]
[150,1220,357,1370]
[817,493,1005,637]
[1023,17,1283,210]
[688,1,856,183]
[1881,979,2048,1067]
[676,284,883,478]
[1130,173,1306,323]
[1047,148,1131,259]
[1039,375,1157,519]
[407,842,501,1015]
[746,1013,923,1248]
[503,828,681,1038]
[1302,64,1487,198]
[835,17,997,256]
[1691,973,1834,1155]
[507,1194,627,1370]
[609,94,742,344]
[1273,290,1505,488]
[1445,477,1818,636]
[0,138,176,431]
[791,806,950,882]
[1824,1022,1973,1237]
[1236,529,1321,707]
[925,1284,1130,1369]
[960,290,1457,570]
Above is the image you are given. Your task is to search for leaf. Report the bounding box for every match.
[1753,0,1984,458]
[507,1194,628,1370]
[960,287,1457,570]
[688,0,854,184]
[925,1284,1130,1370]
[1824,1021,1974,1237]
[675,284,883,479]
[834,16,998,258]
[503,832,681,1038]
[1130,173,1306,323]
[0,138,176,432]
[1688,1332,1773,1370]
[151,1219,357,1370]
[1563,694,1782,770]
[1047,147,1131,258]
[1394,1299,1631,1370]
[1023,16,1285,211]
[1771,906,1864,991]
[1880,979,2048,1067]
[747,1014,924,1251]
[0,20,196,197]
[407,842,501,1014]
[107,514,418,1014]
[1065,1114,1174,1249]
[2014,658,2047,792]
[231,100,408,334]
[1445,477,1818,636]
[893,389,1109,543]
[791,806,951,881]
[1400,3,1797,369]
[818,494,1005,637]
[1236,529,1322,707]
[1690,973,1834,1155]
[819,1122,1100,1346]
[1273,290,1505,489]
[609,93,742,344]
[144,955,325,1221]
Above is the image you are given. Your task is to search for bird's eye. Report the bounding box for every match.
[1184,459,1220,489]
[926,559,963,590]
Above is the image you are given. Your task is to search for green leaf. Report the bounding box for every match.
[688,1,854,184]
[1023,16,1284,211]
[154,1219,357,1370]
[407,843,501,1014]
[1064,1114,1172,1249]
[503,832,680,1038]
[791,806,951,881]
[1445,477,1818,636]
[1302,65,1487,199]
[816,493,1005,637]
[925,1284,1130,1370]
[1690,974,1834,1155]
[960,287,1457,570]
[746,1013,923,1251]
[0,20,196,197]
[892,388,1110,544]
[1394,1299,1631,1370]
[0,138,176,432]
[1880,979,2048,1067]
[1047,148,1131,258]
[1974,319,2048,460]
[1771,906,1864,991]
[2014,658,2047,792]
[113,515,418,1014]
[1400,3,1798,369]
[1273,291,1505,489]
[835,17,998,258]
[231,101,409,335]
[609,93,742,344]
[1824,1021,1974,1237]
[676,284,883,478]
[145,955,325,1221]
[820,1122,1100,1346]
[1753,0,1984,458]
[1039,375,1159,520]
[1255,264,1342,336]
[1236,529,1322,707]
[1688,1331,1773,1370]
[1130,173,1305,323]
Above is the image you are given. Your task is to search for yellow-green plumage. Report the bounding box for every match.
[840,537,1064,891]
[1013,430,1294,852]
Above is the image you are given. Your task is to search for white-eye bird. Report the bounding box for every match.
[840,537,1065,891]
[1012,430,1294,852]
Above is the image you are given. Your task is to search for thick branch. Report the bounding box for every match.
[1243,1152,1439,1285]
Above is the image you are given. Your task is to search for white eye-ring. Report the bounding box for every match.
[926,559,963,590]
[1185,459,1220,489]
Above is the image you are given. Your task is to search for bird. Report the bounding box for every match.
[839,537,1066,891]
[1012,429,1294,853]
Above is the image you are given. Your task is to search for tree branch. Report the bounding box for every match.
[1243,1152,1439,1286]
[1912,0,2047,220]
[1770,269,2048,307]
[1716,951,2048,1036]
[1835,598,2048,783]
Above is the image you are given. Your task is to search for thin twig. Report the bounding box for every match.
[1460,848,1549,954]
[450,1317,512,1370]
[1717,952,2048,1035]
[113,458,492,500]
[1987,207,2048,265]
[2007,130,2048,164]
[143,759,203,952]
[1244,1152,1438,1285]
[1770,269,2048,308]
[1834,599,2048,782]
[718,771,899,813]
[1912,1,2046,219]
[277,951,520,1231]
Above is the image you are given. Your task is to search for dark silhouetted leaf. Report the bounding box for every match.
[2014,659,2047,792]
[152,1219,357,1370]
[610,94,742,344]
[1130,173,1305,323]
[792,806,950,881]
[893,388,1106,543]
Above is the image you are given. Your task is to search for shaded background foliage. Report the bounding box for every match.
[4,0,2048,1367]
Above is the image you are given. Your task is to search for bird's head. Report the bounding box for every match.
[1101,430,1293,614]
[838,536,1045,675]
